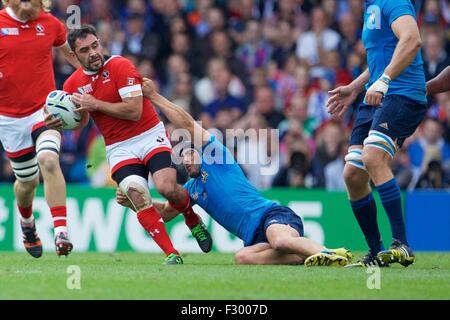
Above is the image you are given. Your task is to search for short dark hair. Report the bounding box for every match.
[68,25,98,51]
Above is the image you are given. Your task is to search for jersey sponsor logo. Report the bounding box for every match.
[35,24,45,35]
[1,28,19,36]
[78,83,93,94]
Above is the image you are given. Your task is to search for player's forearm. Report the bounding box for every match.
[349,69,370,93]
[58,43,81,69]
[384,34,422,80]
[427,66,450,95]
[96,100,142,121]
[154,201,180,222]
[150,93,195,131]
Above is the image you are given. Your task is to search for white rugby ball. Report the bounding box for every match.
[45,90,81,130]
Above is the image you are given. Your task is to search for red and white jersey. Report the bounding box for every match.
[0,8,66,117]
[63,55,160,146]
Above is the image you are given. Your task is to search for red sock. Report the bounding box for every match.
[18,205,33,223]
[169,189,200,229]
[137,206,178,256]
[50,206,67,234]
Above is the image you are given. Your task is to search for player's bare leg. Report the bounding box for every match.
[153,167,213,253]
[119,174,182,264]
[343,147,388,267]
[14,176,42,258]
[36,130,72,256]
[266,224,324,256]
[266,224,349,266]
[362,145,415,267]
[234,243,304,265]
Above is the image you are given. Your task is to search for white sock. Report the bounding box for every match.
[20,215,34,224]
[54,226,68,235]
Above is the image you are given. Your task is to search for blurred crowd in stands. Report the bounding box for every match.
[1,0,449,190]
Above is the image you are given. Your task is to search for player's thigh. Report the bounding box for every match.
[370,95,428,150]
[349,104,376,147]
[139,122,174,175]
[263,206,304,246]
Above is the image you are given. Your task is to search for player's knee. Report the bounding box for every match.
[126,187,151,211]
[362,150,385,172]
[234,251,252,265]
[270,237,293,252]
[343,164,365,187]
[119,175,151,211]
[37,152,60,174]
[15,177,38,193]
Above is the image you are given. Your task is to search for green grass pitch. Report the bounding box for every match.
[0,252,449,300]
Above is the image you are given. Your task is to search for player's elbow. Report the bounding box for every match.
[405,33,422,52]
[412,36,422,51]
[128,106,142,121]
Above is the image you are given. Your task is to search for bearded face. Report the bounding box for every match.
[7,0,42,21]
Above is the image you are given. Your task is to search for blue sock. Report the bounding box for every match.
[350,193,383,254]
[377,178,408,245]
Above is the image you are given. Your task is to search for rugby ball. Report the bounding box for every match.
[45,90,81,130]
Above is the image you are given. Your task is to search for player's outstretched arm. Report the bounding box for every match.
[142,78,210,148]
[115,188,179,222]
[365,15,422,106]
[427,66,450,95]
[57,43,81,69]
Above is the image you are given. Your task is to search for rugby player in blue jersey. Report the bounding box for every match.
[327,0,427,267]
[117,78,352,266]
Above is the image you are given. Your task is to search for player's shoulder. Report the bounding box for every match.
[64,68,85,89]
[37,11,64,26]
[378,0,412,9]
[105,55,135,69]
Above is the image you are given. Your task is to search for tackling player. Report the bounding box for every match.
[426,66,450,95]
[61,25,212,264]
[118,79,352,267]
[0,0,80,257]
[327,0,427,267]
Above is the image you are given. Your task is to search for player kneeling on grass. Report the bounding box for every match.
[117,78,351,267]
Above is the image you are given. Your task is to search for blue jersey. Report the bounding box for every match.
[363,0,427,103]
[183,136,278,245]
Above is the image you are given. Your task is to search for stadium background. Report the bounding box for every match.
[0,0,449,253]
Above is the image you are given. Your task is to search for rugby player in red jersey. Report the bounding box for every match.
[0,0,80,257]
[61,25,212,264]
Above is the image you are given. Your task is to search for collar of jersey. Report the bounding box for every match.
[6,7,28,23]
[82,55,119,76]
